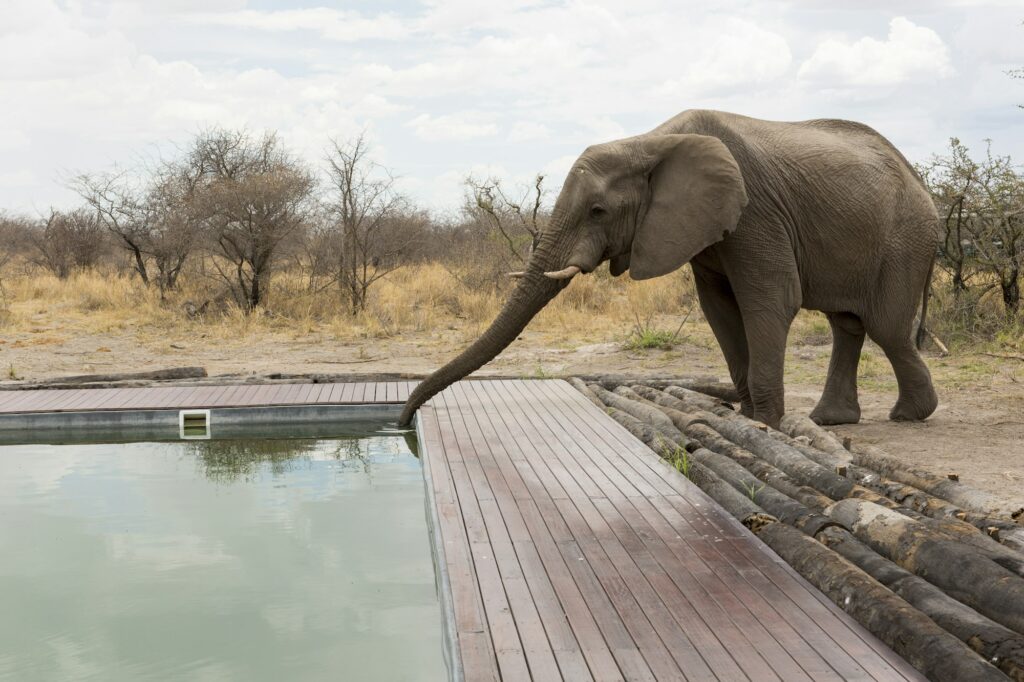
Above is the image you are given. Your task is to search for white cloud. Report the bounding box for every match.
[188,8,408,42]
[508,121,551,142]
[0,1,1021,214]
[406,112,500,141]
[799,17,954,87]
[0,170,35,188]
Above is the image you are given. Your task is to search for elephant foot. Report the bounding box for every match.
[889,388,938,422]
[810,399,861,426]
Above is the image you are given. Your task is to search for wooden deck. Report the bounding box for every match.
[0,379,921,680]
[0,381,415,414]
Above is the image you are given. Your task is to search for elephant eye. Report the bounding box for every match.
[589,204,608,219]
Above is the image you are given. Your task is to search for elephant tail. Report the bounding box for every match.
[915,257,935,350]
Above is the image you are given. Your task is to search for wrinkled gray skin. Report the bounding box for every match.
[399,110,939,429]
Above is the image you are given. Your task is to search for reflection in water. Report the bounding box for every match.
[189,432,416,484]
[0,434,446,682]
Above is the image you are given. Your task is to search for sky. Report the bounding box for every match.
[1,0,1023,216]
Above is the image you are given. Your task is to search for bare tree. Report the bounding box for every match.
[30,208,106,279]
[191,129,314,312]
[0,212,34,275]
[324,134,415,314]
[919,139,977,297]
[71,171,154,284]
[465,173,547,270]
[72,164,203,295]
[967,142,1024,316]
[921,138,1024,318]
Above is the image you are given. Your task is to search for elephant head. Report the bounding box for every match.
[397,133,747,425]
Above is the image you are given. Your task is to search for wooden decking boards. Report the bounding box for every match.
[0,379,922,680]
[0,381,416,413]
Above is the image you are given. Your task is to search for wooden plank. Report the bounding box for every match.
[541,383,883,675]
[431,392,531,680]
[473,381,661,681]
[460,383,625,681]
[443,386,582,681]
[530,380,841,680]
[230,383,263,406]
[539,380,877,679]
[338,383,357,404]
[418,403,500,681]
[540,380,921,681]
[310,383,330,403]
[501,380,754,681]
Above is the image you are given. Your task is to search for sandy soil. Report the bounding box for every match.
[2,318,1022,499]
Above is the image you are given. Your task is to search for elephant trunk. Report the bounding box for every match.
[398,224,576,426]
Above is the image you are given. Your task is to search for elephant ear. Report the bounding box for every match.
[629,134,747,280]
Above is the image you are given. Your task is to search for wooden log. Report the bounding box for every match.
[566,377,605,409]
[688,445,840,537]
[660,386,738,417]
[588,384,690,448]
[572,374,739,401]
[779,414,851,462]
[767,432,1021,550]
[628,385,713,429]
[669,444,1010,680]
[694,409,1024,560]
[828,499,1024,636]
[695,404,1023,557]
[684,422,837,515]
[757,523,1008,682]
[684,452,779,532]
[639,379,740,404]
[694,410,865,500]
[572,372,719,386]
[852,444,1024,523]
[600,404,676,453]
[617,385,697,434]
[3,366,208,390]
[816,525,1024,681]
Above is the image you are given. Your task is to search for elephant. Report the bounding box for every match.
[399,109,939,429]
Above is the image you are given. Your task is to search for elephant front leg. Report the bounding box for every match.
[740,303,799,430]
[693,267,754,416]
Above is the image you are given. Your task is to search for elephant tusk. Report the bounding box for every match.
[543,265,581,280]
[507,271,526,278]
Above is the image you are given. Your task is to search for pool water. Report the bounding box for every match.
[0,431,447,681]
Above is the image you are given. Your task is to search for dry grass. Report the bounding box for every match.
[2,263,1017,394]
[0,263,701,347]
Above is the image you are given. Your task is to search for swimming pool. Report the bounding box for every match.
[0,427,447,681]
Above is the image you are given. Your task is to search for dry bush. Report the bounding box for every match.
[926,270,1024,351]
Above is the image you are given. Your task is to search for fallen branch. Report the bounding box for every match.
[2,366,207,390]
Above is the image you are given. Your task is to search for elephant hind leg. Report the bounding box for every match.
[810,312,864,425]
[865,321,938,422]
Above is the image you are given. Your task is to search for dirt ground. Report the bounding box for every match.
[3,317,1022,499]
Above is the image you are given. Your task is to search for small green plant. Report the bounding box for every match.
[658,437,692,479]
[531,364,554,379]
[7,363,22,380]
[741,480,766,501]
[624,303,693,351]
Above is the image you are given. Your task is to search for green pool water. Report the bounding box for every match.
[0,430,447,681]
